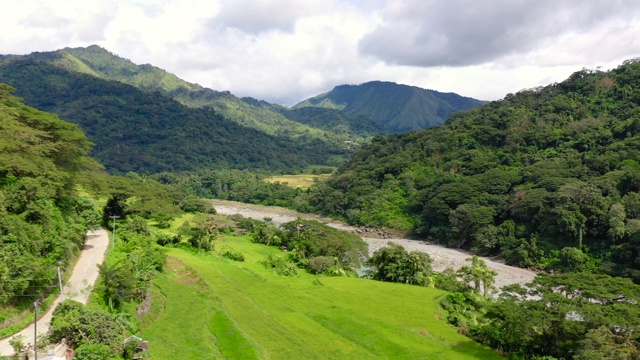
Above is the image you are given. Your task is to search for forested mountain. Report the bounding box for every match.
[14,45,379,142]
[273,106,387,138]
[294,81,484,132]
[0,83,99,305]
[308,59,640,282]
[0,58,348,173]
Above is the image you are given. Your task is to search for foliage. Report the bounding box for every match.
[305,59,640,281]
[221,249,245,262]
[278,219,368,266]
[178,213,235,252]
[456,255,498,297]
[49,300,122,354]
[262,253,298,276]
[366,242,433,285]
[0,84,98,308]
[8,335,23,358]
[308,256,339,274]
[73,343,114,360]
[472,273,640,359]
[440,291,487,330]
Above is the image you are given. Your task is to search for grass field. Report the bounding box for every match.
[265,174,331,189]
[140,235,500,359]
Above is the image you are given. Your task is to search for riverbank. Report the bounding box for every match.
[211,200,537,289]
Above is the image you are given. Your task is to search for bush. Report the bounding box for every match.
[308,256,338,274]
[221,250,245,262]
[74,343,113,360]
[156,234,180,246]
[263,254,298,276]
[50,300,122,354]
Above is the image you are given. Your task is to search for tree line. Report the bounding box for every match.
[300,59,640,284]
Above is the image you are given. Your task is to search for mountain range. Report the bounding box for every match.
[0,45,482,173]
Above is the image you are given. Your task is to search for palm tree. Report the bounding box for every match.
[457,255,497,297]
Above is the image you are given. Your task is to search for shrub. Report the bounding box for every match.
[156,234,180,246]
[74,343,113,360]
[262,254,298,276]
[221,250,245,262]
[308,256,338,274]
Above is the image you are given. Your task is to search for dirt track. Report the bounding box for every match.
[212,200,537,289]
[0,229,109,357]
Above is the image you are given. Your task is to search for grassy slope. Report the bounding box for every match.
[140,235,500,359]
[265,174,332,189]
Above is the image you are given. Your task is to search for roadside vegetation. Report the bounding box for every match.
[0,84,100,338]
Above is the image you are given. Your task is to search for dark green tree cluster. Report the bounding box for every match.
[0,58,348,174]
[49,300,123,355]
[249,218,367,276]
[308,59,640,281]
[468,273,640,359]
[78,171,184,229]
[366,242,433,285]
[0,84,99,306]
[49,299,148,359]
[151,170,309,210]
[96,211,169,309]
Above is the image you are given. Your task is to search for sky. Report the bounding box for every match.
[2,0,640,106]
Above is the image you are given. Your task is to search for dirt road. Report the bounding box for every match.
[0,229,109,356]
[212,200,537,289]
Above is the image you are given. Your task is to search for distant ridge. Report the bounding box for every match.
[294,81,484,133]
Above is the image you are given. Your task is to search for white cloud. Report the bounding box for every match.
[359,0,640,68]
[1,0,639,105]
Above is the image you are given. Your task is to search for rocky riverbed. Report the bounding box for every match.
[212,200,537,289]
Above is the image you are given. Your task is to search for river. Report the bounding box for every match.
[211,200,537,289]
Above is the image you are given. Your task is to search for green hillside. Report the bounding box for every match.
[0,58,347,174]
[274,105,387,138]
[140,235,500,359]
[30,45,372,143]
[306,59,640,281]
[294,81,484,132]
[0,83,98,312]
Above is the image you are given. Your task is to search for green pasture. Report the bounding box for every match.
[265,174,331,189]
[140,235,500,359]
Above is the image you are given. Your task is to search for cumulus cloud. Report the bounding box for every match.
[207,0,332,34]
[359,0,640,67]
[1,0,639,105]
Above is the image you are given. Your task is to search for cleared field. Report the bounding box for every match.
[140,235,500,359]
[265,174,331,188]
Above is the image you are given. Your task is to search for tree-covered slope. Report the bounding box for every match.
[294,81,484,133]
[271,105,387,138]
[24,45,375,143]
[0,58,347,174]
[308,59,640,281]
[0,83,99,306]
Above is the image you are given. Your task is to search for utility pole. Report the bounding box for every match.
[110,215,121,249]
[33,300,40,360]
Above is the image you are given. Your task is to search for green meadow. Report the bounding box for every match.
[140,235,500,359]
[265,174,331,189]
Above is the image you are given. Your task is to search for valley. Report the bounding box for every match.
[2,42,640,359]
[211,200,537,289]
